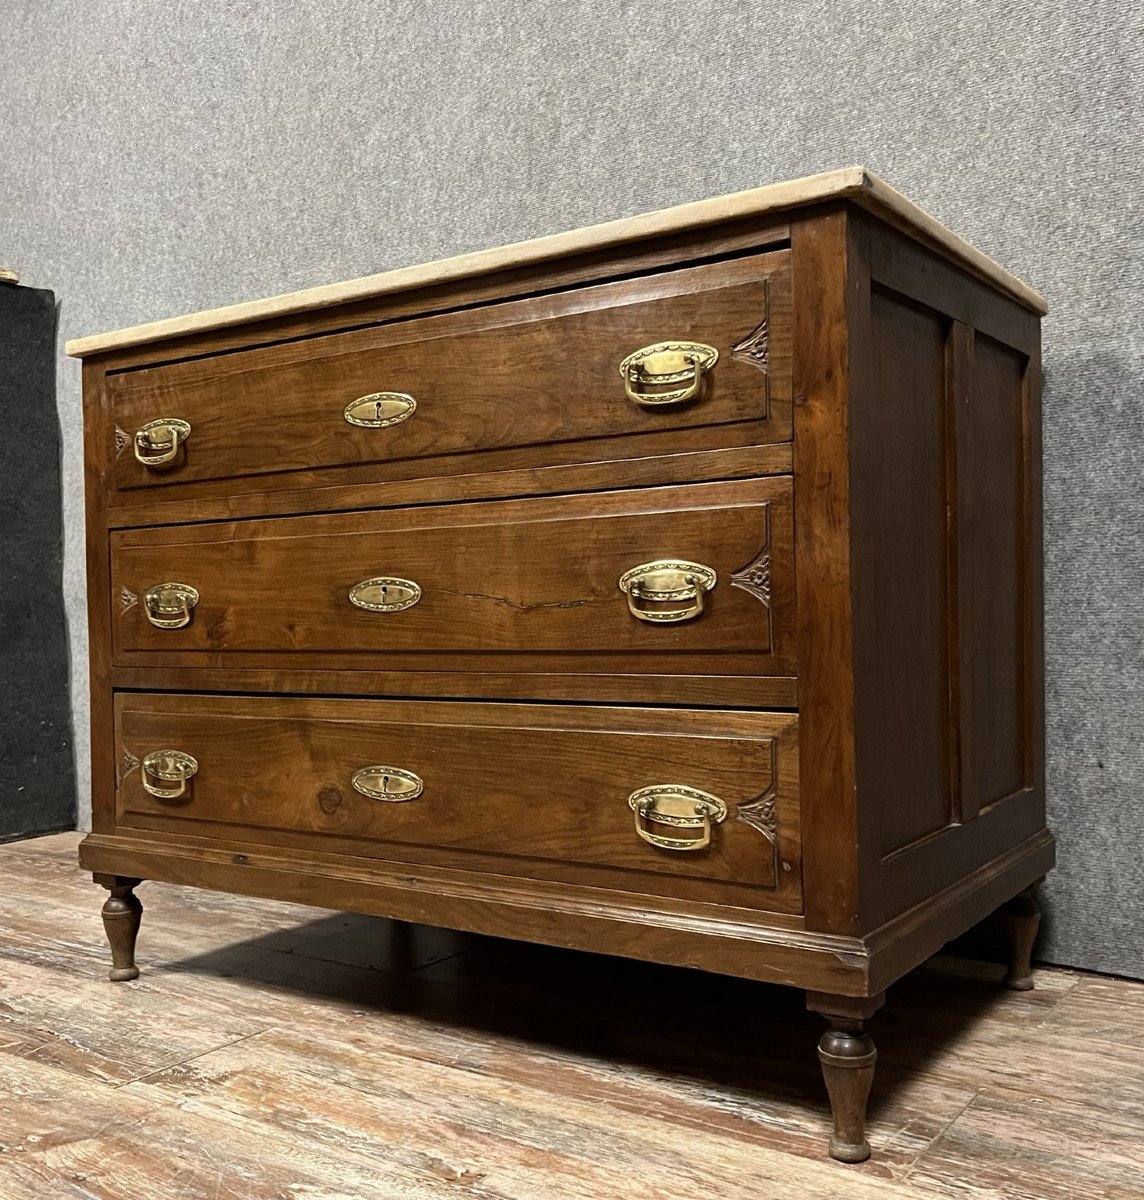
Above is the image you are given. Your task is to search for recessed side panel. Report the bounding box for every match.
[852,213,1049,924]
[852,285,954,856]
[961,332,1030,813]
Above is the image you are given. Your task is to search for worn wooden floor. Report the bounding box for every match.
[1,834,1140,1200]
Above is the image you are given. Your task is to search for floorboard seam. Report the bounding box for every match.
[119,1025,279,1090]
[895,1087,983,1184]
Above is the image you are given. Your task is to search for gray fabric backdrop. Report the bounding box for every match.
[2,0,1140,976]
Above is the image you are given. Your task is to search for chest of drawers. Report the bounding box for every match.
[69,168,1053,1163]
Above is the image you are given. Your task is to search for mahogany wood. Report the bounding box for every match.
[73,182,1053,1162]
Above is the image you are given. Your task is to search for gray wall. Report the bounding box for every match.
[2,0,1141,976]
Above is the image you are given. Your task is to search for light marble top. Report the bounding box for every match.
[66,167,1047,358]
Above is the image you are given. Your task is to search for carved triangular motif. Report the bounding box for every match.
[114,425,131,457]
[736,788,777,842]
[732,317,769,371]
[119,586,138,616]
[731,277,770,373]
[119,750,140,782]
[732,549,771,607]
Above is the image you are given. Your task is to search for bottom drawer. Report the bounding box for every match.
[115,694,801,911]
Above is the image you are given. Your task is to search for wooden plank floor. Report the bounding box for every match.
[1,834,1141,1199]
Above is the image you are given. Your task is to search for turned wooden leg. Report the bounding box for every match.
[1000,880,1043,991]
[96,874,143,982]
[807,991,884,1163]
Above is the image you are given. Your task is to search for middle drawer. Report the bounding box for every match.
[111,477,793,681]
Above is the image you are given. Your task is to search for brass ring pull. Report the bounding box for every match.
[351,766,423,802]
[344,392,417,428]
[134,419,191,468]
[618,559,717,624]
[628,784,727,852]
[141,750,198,800]
[618,341,718,408]
[143,582,199,629]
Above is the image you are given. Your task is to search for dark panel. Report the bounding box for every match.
[961,332,1028,810]
[0,284,76,839]
[853,286,952,856]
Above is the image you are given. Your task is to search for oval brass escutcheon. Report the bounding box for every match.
[351,766,424,803]
[141,749,199,801]
[343,392,417,428]
[628,784,727,852]
[348,576,421,613]
[617,559,717,624]
[143,582,200,629]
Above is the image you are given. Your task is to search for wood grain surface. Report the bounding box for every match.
[110,478,797,683]
[114,694,803,908]
[0,833,1132,1200]
[76,189,1054,1167]
[108,252,791,495]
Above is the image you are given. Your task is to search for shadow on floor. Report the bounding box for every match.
[157,913,1018,1125]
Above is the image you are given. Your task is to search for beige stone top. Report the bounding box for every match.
[66,167,1047,358]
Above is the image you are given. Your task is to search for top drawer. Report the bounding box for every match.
[107,250,791,494]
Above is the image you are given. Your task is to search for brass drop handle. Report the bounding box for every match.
[343,392,417,428]
[618,559,717,624]
[628,784,727,851]
[143,582,199,629]
[351,766,423,802]
[618,341,719,408]
[141,750,198,800]
[134,419,191,468]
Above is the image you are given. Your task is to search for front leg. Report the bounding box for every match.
[1000,880,1043,991]
[807,991,885,1162]
[95,874,143,982]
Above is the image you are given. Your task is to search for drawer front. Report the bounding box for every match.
[108,252,791,493]
[115,694,802,908]
[112,477,795,678]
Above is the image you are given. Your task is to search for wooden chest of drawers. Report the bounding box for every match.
[69,168,1053,1163]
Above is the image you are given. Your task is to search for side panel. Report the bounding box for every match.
[849,214,1048,923]
[960,333,1030,815]
[857,287,953,853]
[83,361,117,836]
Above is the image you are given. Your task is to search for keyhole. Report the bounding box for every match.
[374,400,384,421]
[382,773,390,793]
